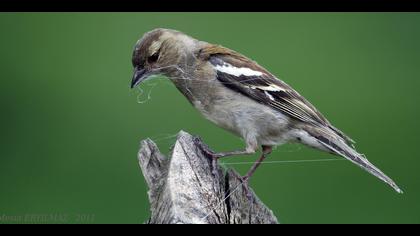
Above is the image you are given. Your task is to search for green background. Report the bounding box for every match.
[0,13,419,224]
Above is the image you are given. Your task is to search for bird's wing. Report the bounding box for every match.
[199,44,354,144]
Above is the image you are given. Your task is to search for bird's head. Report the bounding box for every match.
[130,28,199,88]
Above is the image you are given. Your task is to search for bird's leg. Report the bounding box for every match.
[209,149,256,178]
[234,145,273,200]
[229,147,271,219]
[209,148,256,177]
[198,143,256,159]
[244,145,272,181]
[195,138,257,176]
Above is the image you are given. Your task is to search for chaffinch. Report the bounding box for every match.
[131,28,402,194]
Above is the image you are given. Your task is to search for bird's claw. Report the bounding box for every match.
[231,172,253,202]
[211,158,219,177]
[194,136,220,177]
[195,137,217,157]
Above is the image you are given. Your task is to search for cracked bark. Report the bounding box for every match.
[138,130,279,224]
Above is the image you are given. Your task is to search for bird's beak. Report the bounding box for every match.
[131,67,149,89]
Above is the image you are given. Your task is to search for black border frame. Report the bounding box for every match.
[1,0,420,12]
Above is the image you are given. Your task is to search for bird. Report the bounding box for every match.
[130,28,402,194]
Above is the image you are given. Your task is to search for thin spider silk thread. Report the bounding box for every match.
[141,64,216,102]
[133,64,270,106]
[151,133,179,142]
[221,158,344,166]
[134,68,344,166]
[201,159,345,220]
[200,180,246,222]
[133,65,192,104]
[133,63,306,112]
[136,81,160,103]
[200,157,344,221]
[134,62,310,104]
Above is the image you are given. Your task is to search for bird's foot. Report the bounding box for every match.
[231,172,253,202]
[194,137,220,176]
[231,172,255,218]
[211,157,219,177]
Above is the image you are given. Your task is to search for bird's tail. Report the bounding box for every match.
[305,126,403,193]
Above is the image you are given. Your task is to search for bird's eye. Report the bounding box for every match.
[148,52,159,63]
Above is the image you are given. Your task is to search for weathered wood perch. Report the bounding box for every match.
[138,130,279,224]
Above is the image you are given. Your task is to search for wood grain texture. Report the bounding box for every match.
[138,130,279,224]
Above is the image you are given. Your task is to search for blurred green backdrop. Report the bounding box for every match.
[0,13,419,224]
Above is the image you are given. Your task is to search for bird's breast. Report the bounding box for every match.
[191,84,293,146]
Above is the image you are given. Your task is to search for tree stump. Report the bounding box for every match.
[138,130,279,224]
